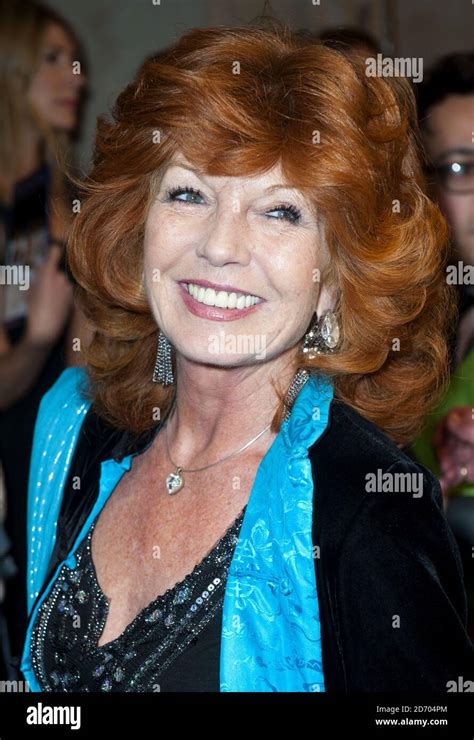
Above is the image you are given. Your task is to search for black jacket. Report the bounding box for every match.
[27,397,474,692]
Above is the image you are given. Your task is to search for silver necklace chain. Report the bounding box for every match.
[165,418,272,474]
[163,368,310,495]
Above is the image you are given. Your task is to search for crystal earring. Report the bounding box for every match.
[152,330,175,385]
[302,310,340,356]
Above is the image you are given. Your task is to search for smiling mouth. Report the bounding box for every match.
[181,281,264,310]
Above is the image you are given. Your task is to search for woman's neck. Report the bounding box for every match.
[165,346,299,463]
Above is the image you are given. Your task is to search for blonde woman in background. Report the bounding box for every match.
[0,0,89,680]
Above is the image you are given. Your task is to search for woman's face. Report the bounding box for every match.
[143,153,334,367]
[28,22,85,132]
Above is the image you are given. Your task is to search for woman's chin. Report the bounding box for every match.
[174,349,263,370]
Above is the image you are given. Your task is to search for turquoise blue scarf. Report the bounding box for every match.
[220,371,333,691]
[21,367,333,692]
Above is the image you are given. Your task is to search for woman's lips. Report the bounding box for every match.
[177,282,264,322]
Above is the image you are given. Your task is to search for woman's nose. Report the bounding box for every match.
[196,210,251,266]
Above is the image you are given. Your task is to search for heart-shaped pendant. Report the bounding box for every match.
[166,472,184,495]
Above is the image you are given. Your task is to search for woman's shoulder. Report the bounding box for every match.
[311,397,442,503]
[31,367,91,474]
[311,400,473,691]
[26,368,93,613]
[312,396,467,622]
[309,396,454,571]
[38,365,90,411]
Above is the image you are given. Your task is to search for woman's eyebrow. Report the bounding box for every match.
[264,184,302,193]
[165,164,303,196]
[42,43,74,54]
[167,163,205,176]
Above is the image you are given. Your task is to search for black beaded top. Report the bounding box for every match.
[29,506,247,692]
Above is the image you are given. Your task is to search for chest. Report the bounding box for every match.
[88,450,261,644]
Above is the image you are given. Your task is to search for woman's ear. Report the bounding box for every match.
[315,281,336,316]
[313,220,336,317]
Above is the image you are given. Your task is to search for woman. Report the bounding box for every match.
[20,24,474,692]
[0,0,88,391]
[0,0,87,677]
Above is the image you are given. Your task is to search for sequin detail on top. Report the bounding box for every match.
[29,506,247,692]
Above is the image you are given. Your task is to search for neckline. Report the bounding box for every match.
[83,504,247,651]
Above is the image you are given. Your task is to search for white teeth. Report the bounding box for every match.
[202,288,215,306]
[185,283,261,309]
[215,291,230,308]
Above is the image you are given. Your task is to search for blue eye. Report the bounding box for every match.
[266,204,301,224]
[166,186,204,204]
[165,186,301,224]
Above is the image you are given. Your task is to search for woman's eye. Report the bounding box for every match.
[164,187,301,224]
[166,186,205,204]
[44,51,59,63]
[266,204,301,224]
[42,47,67,64]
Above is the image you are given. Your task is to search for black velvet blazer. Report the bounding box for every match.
[29,397,474,692]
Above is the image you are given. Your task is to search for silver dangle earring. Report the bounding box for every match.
[152,330,175,385]
[302,310,340,356]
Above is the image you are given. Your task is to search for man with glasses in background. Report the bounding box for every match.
[412,53,474,638]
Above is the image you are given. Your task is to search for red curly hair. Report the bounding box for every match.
[67,23,456,446]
